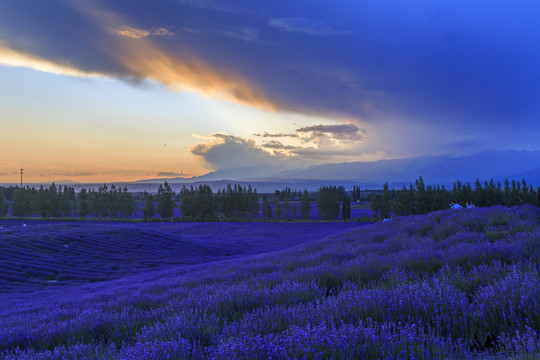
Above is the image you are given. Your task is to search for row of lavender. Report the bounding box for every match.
[0,221,363,291]
[1,205,539,358]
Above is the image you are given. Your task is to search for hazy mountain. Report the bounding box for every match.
[55,150,540,192]
[270,150,540,187]
[180,150,540,189]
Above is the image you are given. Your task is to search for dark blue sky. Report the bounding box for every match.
[1,0,540,181]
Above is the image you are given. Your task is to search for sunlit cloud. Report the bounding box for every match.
[0,40,103,78]
[253,132,298,138]
[0,2,278,111]
[191,133,283,169]
[116,27,150,39]
[296,123,366,141]
[151,28,173,36]
[113,40,276,110]
[115,26,174,38]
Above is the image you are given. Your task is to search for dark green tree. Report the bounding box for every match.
[195,184,214,220]
[415,177,428,214]
[369,191,381,218]
[0,187,7,217]
[317,186,340,220]
[119,187,135,218]
[341,197,351,220]
[12,187,32,217]
[247,185,259,219]
[143,191,155,221]
[380,182,392,218]
[300,190,311,220]
[77,188,89,218]
[157,181,175,219]
[261,194,272,219]
[274,198,283,220]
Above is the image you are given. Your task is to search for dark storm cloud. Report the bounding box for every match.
[2,0,540,152]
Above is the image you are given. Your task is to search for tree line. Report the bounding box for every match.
[370,177,540,219]
[2,177,540,222]
[0,184,138,219]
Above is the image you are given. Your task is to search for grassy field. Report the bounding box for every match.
[1,206,539,359]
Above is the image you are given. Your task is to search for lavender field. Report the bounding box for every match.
[1,206,540,359]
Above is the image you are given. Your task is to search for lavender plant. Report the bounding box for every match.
[1,205,539,359]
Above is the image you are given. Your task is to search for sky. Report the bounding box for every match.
[1,0,540,184]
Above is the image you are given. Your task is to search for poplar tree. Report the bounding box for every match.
[0,187,7,217]
[157,181,175,219]
[317,186,340,220]
[77,188,89,218]
[261,194,272,219]
[300,190,311,220]
[341,197,351,220]
[143,191,155,221]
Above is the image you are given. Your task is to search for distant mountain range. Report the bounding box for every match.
[134,149,540,191]
[6,150,540,192]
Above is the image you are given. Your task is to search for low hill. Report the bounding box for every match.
[1,207,540,359]
[0,221,363,291]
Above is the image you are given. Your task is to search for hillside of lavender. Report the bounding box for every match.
[1,206,540,359]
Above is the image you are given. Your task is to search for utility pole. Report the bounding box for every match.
[20,168,23,188]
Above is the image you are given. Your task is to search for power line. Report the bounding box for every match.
[20,168,23,188]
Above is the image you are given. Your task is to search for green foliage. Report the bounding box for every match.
[78,188,89,218]
[374,176,539,218]
[157,181,175,220]
[0,187,7,217]
[352,185,362,201]
[274,189,294,220]
[341,197,351,220]
[216,184,259,219]
[300,190,311,220]
[180,184,215,220]
[182,183,259,220]
[261,194,272,219]
[142,191,155,221]
[317,186,341,220]
[12,187,34,217]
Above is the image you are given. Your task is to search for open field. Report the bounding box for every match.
[1,206,540,359]
[0,221,364,292]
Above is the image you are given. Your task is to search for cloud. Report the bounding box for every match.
[269,17,344,36]
[224,27,259,43]
[191,133,283,169]
[157,171,192,177]
[191,126,372,170]
[116,27,150,39]
[260,140,299,151]
[151,28,173,36]
[253,132,298,138]
[296,123,366,141]
[0,40,104,78]
[55,172,95,177]
[2,0,540,157]
[0,3,276,111]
